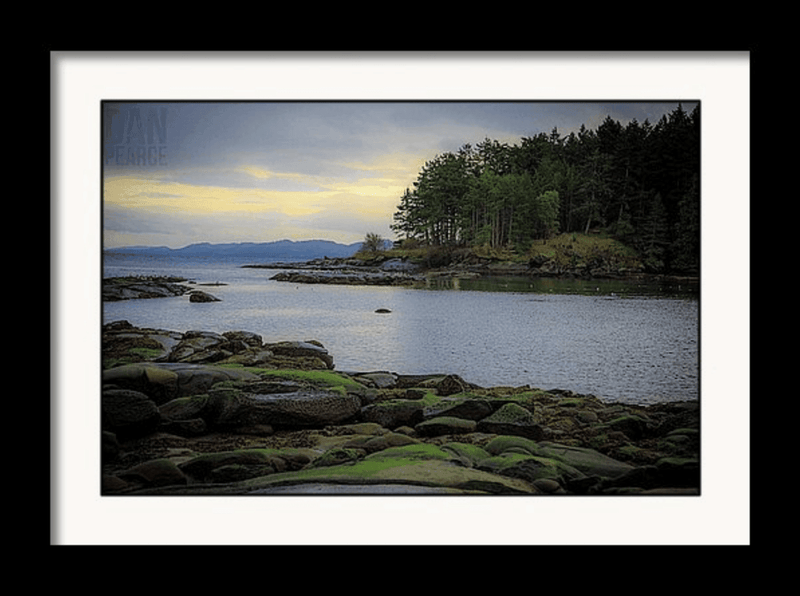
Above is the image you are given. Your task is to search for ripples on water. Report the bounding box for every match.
[102,255,698,405]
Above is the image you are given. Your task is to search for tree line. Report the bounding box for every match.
[391,104,700,274]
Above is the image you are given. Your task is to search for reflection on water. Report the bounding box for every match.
[102,254,699,405]
[423,274,699,299]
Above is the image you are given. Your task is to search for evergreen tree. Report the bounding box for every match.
[391,104,700,273]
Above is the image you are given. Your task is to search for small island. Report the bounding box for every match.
[244,231,698,290]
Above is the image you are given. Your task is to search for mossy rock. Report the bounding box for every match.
[476,403,543,440]
[441,442,492,467]
[252,369,365,394]
[309,448,363,468]
[415,416,478,437]
[236,443,537,495]
[422,396,493,421]
[178,447,315,481]
[361,399,427,429]
[477,452,584,484]
[484,435,541,457]
[607,415,649,440]
[120,458,188,488]
[535,442,635,480]
[346,432,420,454]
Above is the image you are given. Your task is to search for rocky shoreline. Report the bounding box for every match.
[102,321,700,496]
[103,276,225,302]
[244,255,698,288]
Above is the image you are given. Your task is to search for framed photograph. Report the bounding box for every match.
[52,52,750,545]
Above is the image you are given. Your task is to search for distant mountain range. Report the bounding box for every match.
[104,239,366,261]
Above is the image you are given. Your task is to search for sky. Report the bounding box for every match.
[102,101,696,249]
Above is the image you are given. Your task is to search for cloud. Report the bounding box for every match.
[102,149,412,248]
[103,101,696,249]
[104,174,326,218]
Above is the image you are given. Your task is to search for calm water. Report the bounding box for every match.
[102,254,699,405]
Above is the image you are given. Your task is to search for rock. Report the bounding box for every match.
[222,330,263,347]
[423,397,493,421]
[188,290,221,302]
[355,372,397,388]
[102,322,184,365]
[415,416,477,437]
[308,448,363,468]
[532,478,565,494]
[102,388,161,440]
[476,403,544,440]
[102,431,120,462]
[535,442,635,480]
[103,362,261,402]
[404,388,428,400]
[477,452,583,486]
[159,417,208,437]
[436,374,471,396]
[100,324,700,496]
[380,258,419,272]
[247,390,362,428]
[361,399,426,429]
[240,444,538,495]
[103,277,191,301]
[484,435,540,457]
[575,410,599,424]
[178,448,315,483]
[529,255,551,269]
[120,458,188,488]
[270,270,423,286]
[606,414,649,441]
[266,341,335,370]
[360,432,419,452]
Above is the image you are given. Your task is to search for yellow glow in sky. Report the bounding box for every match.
[104,176,324,217]
[103,151,422,247]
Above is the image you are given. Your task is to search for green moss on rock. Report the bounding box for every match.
[253,369,364,393]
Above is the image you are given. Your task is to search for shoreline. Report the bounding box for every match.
[101,322,699,496]
[242,256,700,289]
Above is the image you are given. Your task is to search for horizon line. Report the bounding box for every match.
[103,237,374,251]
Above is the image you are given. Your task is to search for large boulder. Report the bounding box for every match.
[476,403,544,440]
[361,399,426,429]
[102,388,161,440]
[436,374,471,396]
[415,416,477,437]
[242,444,538,495]
[102,321,184,365]
[188,290,221,302]
[422,397,493,421]
[160,388,270,431]
[103,362,261,404]
[119,458,188,489]
[246,390,362,428]
[178,448,315,483]
[534,442,635,480]
[265,341,335,370]
[167,330,228,362]
[222,330,263,348]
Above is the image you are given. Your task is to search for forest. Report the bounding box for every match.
[391,104,700,274]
